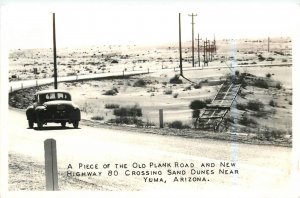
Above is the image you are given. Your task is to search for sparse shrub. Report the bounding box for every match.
[164,89,173,95]
[162,82,168,85]
[269,100,276,107]
[183,85,192,91]
[275,82,282,89]
[103,87,118,95]
[282,59,287,62]
[247,100,264,111]
[289,101,292,105]
[204,98,212,104]
[236,103,247,110]
[168,120,182,129]
[266,73,271,78]
[91,116,104,121]
[133,79,146,87]
[258,54,265,61]
[108,117,143,126]
[263,129,285,140]
[192,109,200,118]
[103,89,117,95]
[266,57,275,61]
[235,70,240,76]
[105,104,120,109]
[251,110,268,118]
[253,79,269,89]
[189,100,207,110]
[113,105,142,117]
[169,75,183,84]
[173,93,179,98]
[239,115,257,126]
[168,120,189,129]
[193,82,202,89]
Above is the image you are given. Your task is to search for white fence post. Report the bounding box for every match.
[159,109,164,128]
[44,139,59,191]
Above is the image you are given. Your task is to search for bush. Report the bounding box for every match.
[266,73,271,78]
[103,88,118,95]
[108,117,143,126]
[91,116,104,121]
[239,116,257,126]
[113,105,142,117]
[258,54,265,61]
[204,98,212,104]
[189,100,207,110]
[168,121,190,129]
[193,83,202,89]
[269,100,276,107]
[105,104,120,109]
[275,82,282,89]
[169,75,183,84]
[173,93,179,98]
[192,109,200,118]
[133,79,147,87]
[235,70,240,76]
[183,86,192,91]
[164,89,173,95]
[263,129,285,140]
[253,79,269,89]
[236,103,247,110]
[247,100,264,111]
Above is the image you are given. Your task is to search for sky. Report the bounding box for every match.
[1,0,299,49]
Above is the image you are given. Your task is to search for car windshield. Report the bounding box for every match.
[39,92,71,103]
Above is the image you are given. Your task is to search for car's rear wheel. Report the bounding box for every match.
[37,122,43,130]
[28,120,34,129]
[73,121,79,129]
[61,122,66,128]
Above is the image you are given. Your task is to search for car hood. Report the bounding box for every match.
[43,100,76,107]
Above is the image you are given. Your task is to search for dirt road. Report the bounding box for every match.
[7,109,292,192]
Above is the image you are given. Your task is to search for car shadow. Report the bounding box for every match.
[31,126,81,131]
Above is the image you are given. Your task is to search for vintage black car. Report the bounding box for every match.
[26,90,81,130]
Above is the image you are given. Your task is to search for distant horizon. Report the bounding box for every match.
[8,36,292,51]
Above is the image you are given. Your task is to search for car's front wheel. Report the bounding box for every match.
[61,122,66,128]
[28,120,34,129]
[37,122,43,130]
[73,121,79,129]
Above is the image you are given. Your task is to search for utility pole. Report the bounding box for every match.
[267,37,270,52]
[203,38,208,66]
[213,34,216,54]
[188,13,197,67]
[178,13,183,76]
[53,13,58,89]
[196,33,201,68]
[208,40,211,61]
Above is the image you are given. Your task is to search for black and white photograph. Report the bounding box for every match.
[0,0,300,197]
